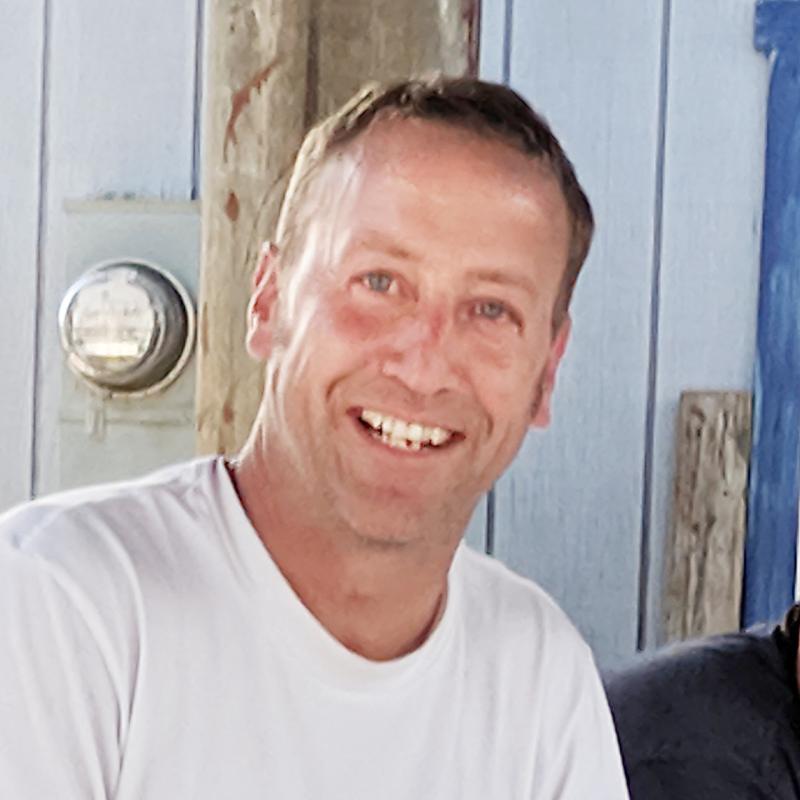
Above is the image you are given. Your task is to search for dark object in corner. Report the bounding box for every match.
[605,605,800,799]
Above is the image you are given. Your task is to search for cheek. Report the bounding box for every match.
[467,333,541,385]
[468,338,518,372]
[468,340,548,413]
[326,296,394,343]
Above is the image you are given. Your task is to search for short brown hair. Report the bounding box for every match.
[275,75,594,328]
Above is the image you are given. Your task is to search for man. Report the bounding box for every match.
[0,77,628,798]
[605,605,800,798]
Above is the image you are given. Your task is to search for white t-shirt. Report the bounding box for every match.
[0,458,628,799]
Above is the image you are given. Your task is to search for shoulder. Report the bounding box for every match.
[456,544,592,665]
[605,629,787,711]
[604,630,795,778]
[0,458,227,674]
[0,458,223,610]
[1,457,219,556]
[454,549,627,796]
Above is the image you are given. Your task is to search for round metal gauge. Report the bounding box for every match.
[58,259,195,397]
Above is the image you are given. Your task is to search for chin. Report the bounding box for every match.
[338,491,465,551]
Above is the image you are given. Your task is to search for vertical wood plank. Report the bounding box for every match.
[645,0,767,645]
[196,0,312,455]
[744,0,800,626]
[196,0,474,456]
[0,1,45,511]
[314,0,474,118]
[33,0,200,496]
[478,0,509,83]
[664,392,751,641]
[492,0,665,666]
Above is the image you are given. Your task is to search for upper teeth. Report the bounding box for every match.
[360,409,453,447]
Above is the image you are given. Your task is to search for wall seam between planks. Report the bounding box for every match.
[191,0,206,200]
[637,0,673,651]
[30,0,52,500]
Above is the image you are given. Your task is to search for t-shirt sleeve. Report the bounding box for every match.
[0,545,122,798]
[533,640,630,800]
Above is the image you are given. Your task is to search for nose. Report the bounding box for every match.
[379,308,464,396]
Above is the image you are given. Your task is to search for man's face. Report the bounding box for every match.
[249,118,572,546]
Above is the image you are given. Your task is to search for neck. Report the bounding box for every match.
[229,427,459,661]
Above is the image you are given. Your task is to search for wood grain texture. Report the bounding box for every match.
[664,392,751,641]
[744,0,800,626]
[491,0,665,666]
[196,0,312,455]
[196,0,473,456]
[644,0,768,646]
[0,1,45,511]
[33,0,200,496]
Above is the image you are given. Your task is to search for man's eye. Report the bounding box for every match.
[361,272,396,294]
[475,300,509,321]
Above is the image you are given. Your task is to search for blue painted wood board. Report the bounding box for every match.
[744,0,800,625]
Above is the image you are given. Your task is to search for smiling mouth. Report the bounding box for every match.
[355,408,462,452]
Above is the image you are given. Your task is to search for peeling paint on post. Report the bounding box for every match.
[744,0,800,625]
[197,0,311,455]
[196,0,475,456]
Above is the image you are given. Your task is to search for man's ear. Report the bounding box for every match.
[530,315,571,429]
[246,242,280,360]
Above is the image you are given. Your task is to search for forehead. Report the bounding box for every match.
[297,117,570,267]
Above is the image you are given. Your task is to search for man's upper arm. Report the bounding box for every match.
[0,544,122,798]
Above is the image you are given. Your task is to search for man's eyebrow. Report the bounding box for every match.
[352,231,418,261]
[466,268,538,295]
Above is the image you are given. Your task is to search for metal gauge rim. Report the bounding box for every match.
[58,257,196,399]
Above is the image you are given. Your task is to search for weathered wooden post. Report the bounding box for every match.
[664,392,751,641]
[197,0,477,454]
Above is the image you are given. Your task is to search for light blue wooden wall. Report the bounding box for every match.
[1,0,768,666]
[0,0,203,507]
[480,0,767,664]
[643,1,766,648]
[0,2,45,510]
